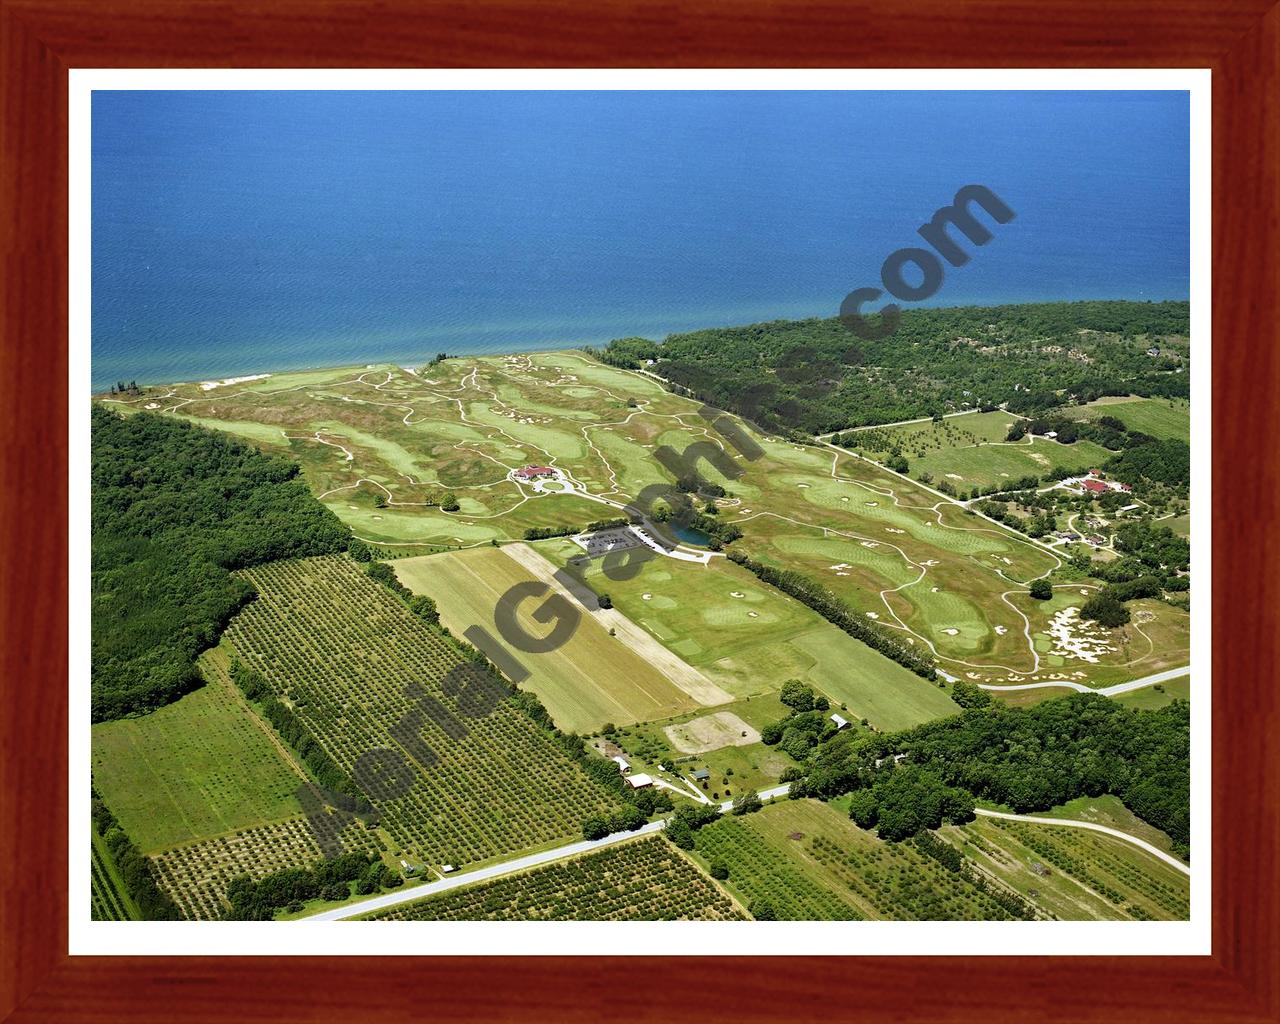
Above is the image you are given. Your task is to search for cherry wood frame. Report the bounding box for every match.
[2,1,1276,1021]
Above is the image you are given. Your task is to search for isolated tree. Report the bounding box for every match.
[732,790,763,816]
[373,492,388,509]
[581,816,610,841]
[597,593,613,609]
[1029,579,1053,600]
[848,789,879,829]
[1081,592,1131,627]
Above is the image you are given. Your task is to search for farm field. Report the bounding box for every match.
[91,667,306,853]
[544,538,960,729]
[152,815,384,921]
[1039,795,1183,858]
[223,554,624,870]
[691,798,1031,920]
[393,546,702,733]
[944,816,1189,920]
[363,835,745,921]
[91,831,139,921]
[1113,675,1191,709]
[1065,396,1191,441]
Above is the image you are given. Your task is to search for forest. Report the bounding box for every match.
[793,694,1190,858]
[91,407,350,721]
[594,300,1190,434]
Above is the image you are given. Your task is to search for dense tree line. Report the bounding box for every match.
[91,791,181,919]
[364,561,439,625]
[793,694,1190,857]
[229,660,371,809]
[664,803,723,850]
[223,851,392,920]
[844,763,975,841]
[593,301,1189,434]
[726,550,936,678]
[91,408,350,721]
[1103,437,1191,491]
[910,831,1037,919]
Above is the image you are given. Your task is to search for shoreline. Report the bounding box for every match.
[90,295,1191,395]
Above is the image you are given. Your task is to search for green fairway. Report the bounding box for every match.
[850,411,1115,491]
[144,349,1146,689]
[789,626,961,729]
[393,547,700,732]
[91,664,305,853]
[1065,396,1190,441]
[554,542,958,729]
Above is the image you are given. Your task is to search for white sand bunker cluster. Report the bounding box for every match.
[1045,606,1116,663]
[198,373,271,391]
[828,562,852,577]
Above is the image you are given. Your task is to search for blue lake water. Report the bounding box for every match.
[92,90,1190,391]
[670,524,714,548]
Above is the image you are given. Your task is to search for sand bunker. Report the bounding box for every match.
[664,711,760,754]
[1045,606,1116,663]
[942,628,960,636]
[642,593,653,601]
[730,591,745,598]
[748,611,759,618]
[865,612,880,620]
[995,625,1008,635]
[946,473,963,480]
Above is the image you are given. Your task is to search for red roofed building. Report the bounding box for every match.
[1081,479,1108,494]
[515,465,556,480]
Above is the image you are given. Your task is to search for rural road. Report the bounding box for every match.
[300,781,1190,922]
[973,809,1191,876]
[977,665,1191,696]
[302,784,792,922]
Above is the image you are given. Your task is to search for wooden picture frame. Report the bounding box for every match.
[1,2,1274,1020]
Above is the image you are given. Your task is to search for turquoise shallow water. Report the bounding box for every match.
[92,90,1190,391]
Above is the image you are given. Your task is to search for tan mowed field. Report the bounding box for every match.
[394,547,706,733]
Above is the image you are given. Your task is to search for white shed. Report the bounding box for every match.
[830,714,850,730]
[611,755,632,775]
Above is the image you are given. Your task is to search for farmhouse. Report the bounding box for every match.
[514,465,557,481]
[691,768,711,782]
[625,773,653,790]
[1081,479,1108,495]
[611,755,632,775]
[830,714,850,730]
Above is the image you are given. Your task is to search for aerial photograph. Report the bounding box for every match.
[89,88,1193,924]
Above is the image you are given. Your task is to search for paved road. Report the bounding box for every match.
[973,809,1191,876]
[299,782,1187,921]
[303,784,795,922]
[977,665,1191,696]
